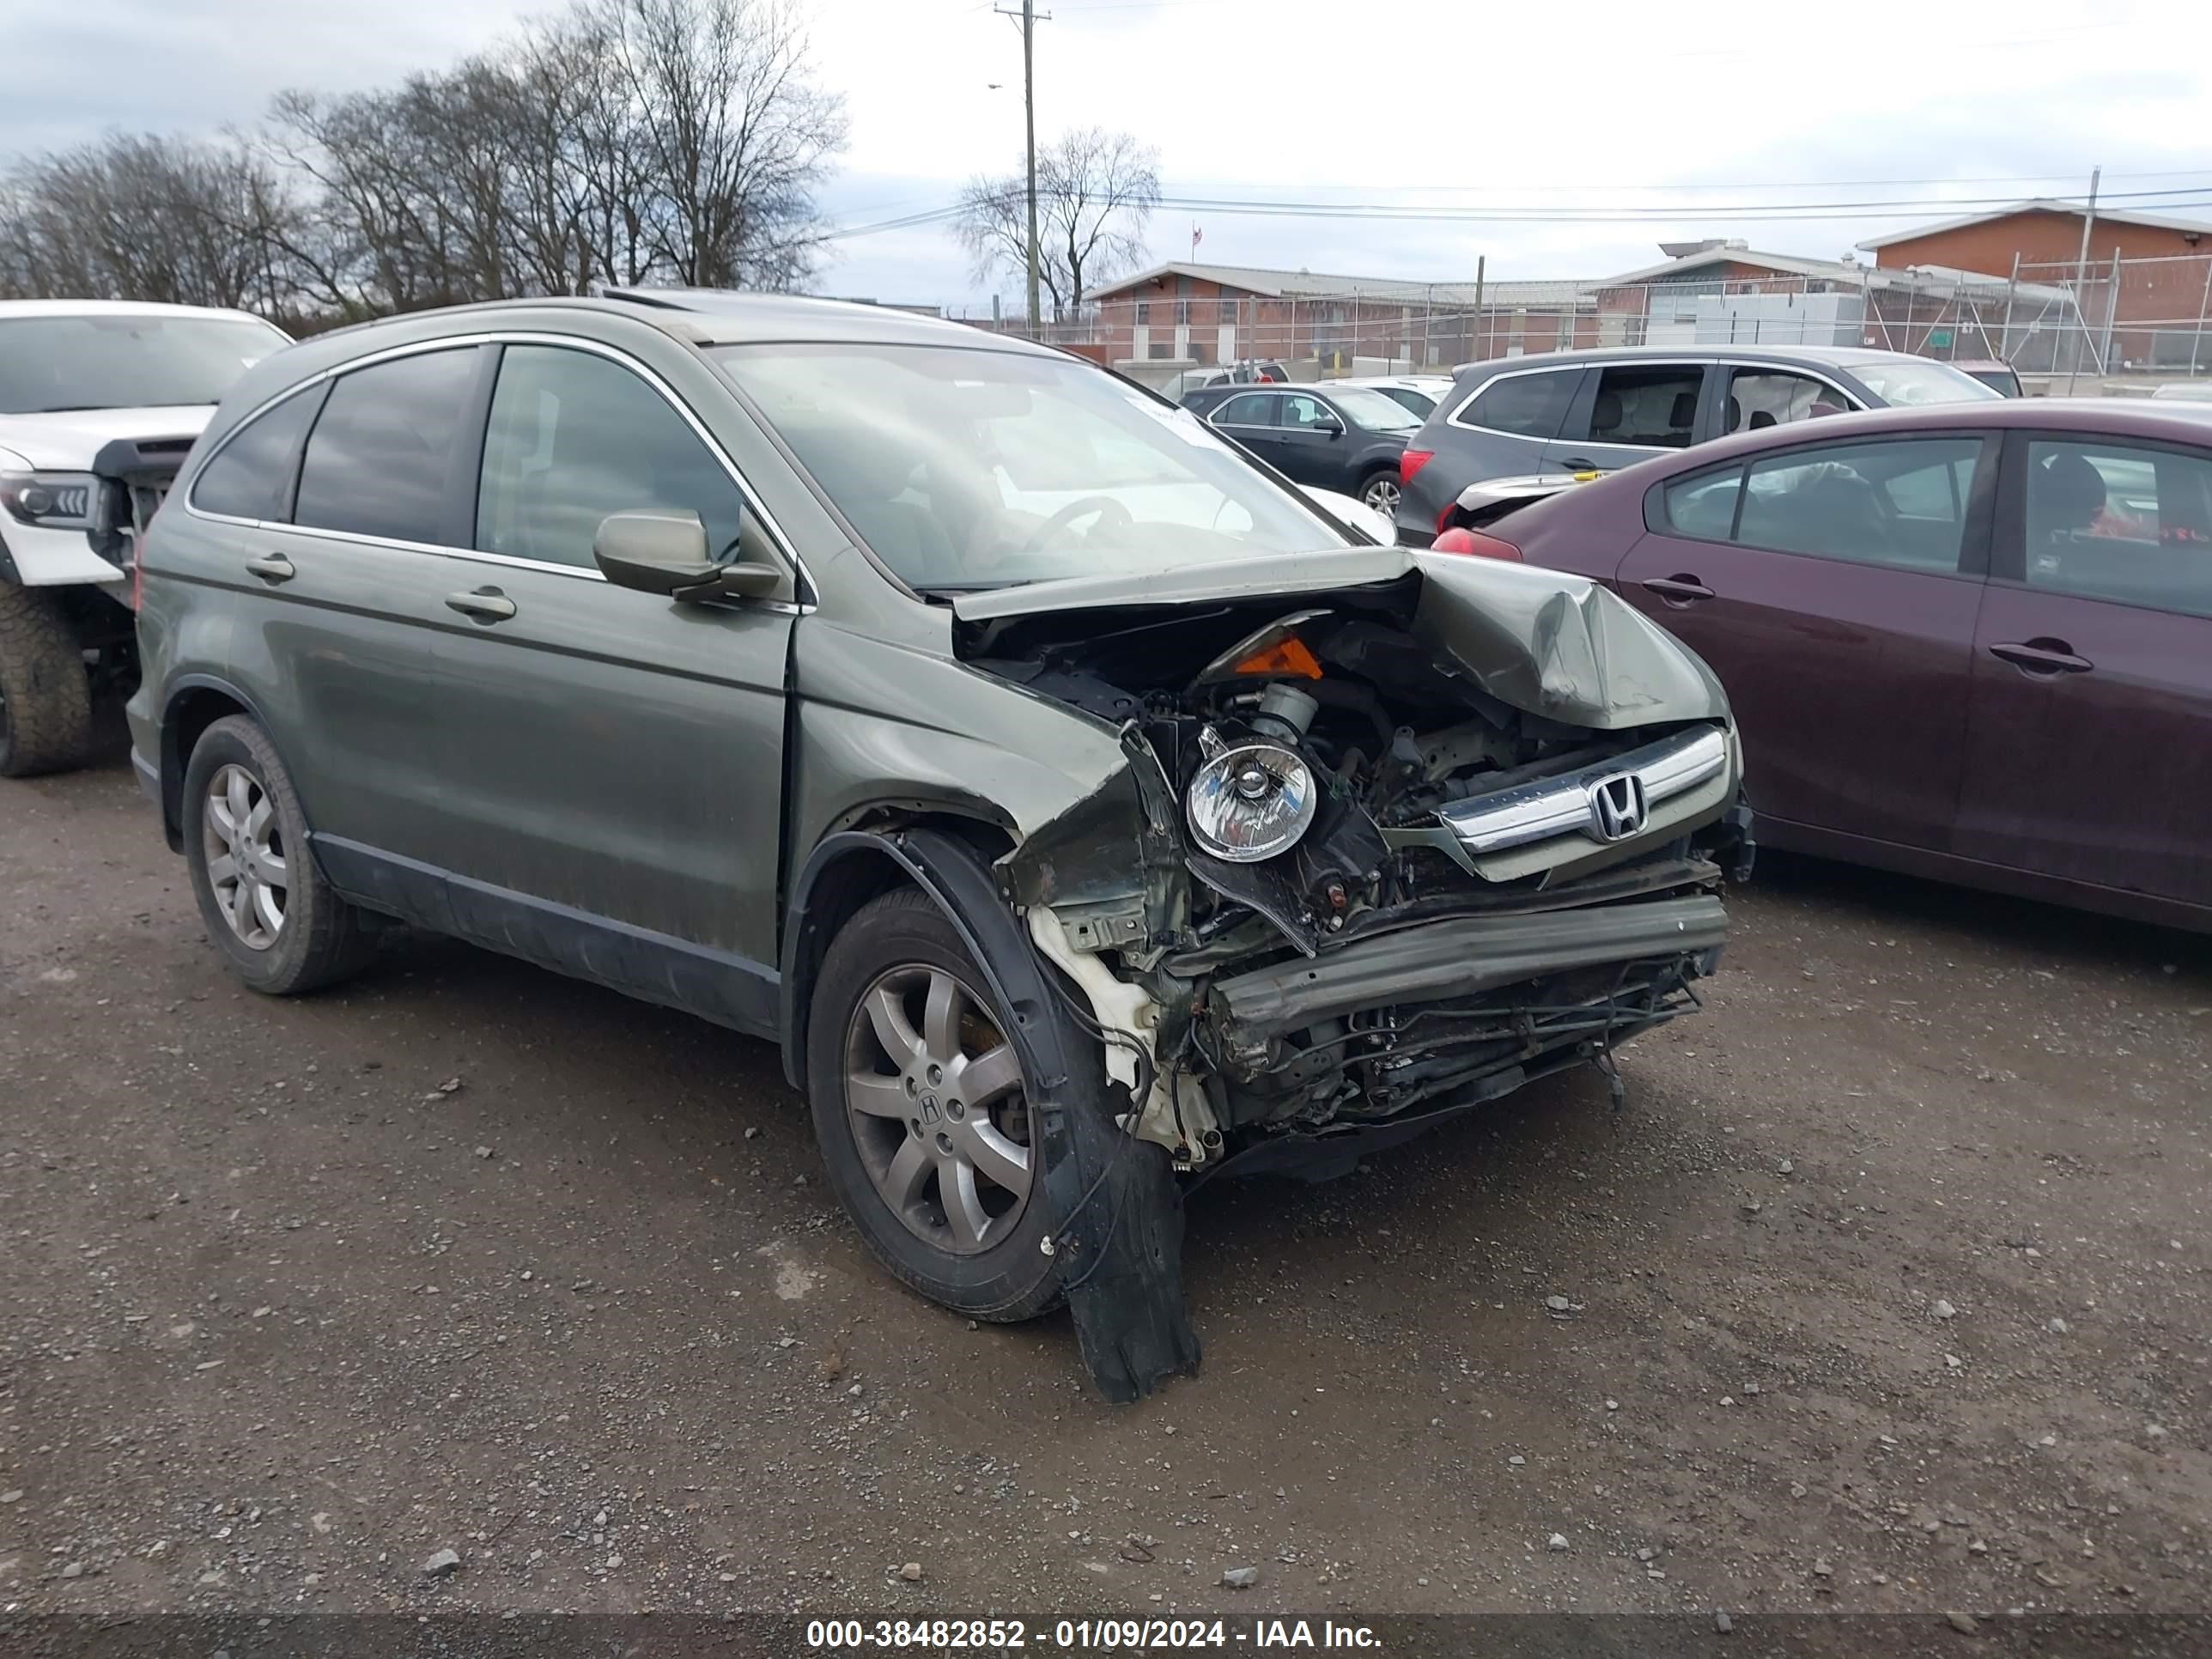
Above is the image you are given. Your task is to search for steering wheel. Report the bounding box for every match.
[1018,494,1134,556]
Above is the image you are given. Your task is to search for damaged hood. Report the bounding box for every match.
[0,405,213,470]
[951,548,1726,731]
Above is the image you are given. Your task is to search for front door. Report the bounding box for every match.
[429,340,798,1029]
[1954,431,2212,911]
[1265,390,1352,488]
[1617,430,1995,851]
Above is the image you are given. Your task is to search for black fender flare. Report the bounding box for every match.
[781,826,1200,1402]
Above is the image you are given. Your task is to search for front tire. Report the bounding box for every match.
[806,888,1063,1322]
[181,715,374,995]
[0,585,93,778]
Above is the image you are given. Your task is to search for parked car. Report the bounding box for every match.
[1336,374,1457,418]
[0,300,289,775]
[1161,359,1291,399]
[1951,360,2024,398]
[1396,343,2004,545]
[1448,398,2212,932]
[130,292,1749,1398]
[1182,380,1422,516]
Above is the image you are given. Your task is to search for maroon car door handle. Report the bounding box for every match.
[1990,639,2093,676]
[1641,574,1715,605]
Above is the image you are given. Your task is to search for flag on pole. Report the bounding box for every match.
[1191,222,1202,254]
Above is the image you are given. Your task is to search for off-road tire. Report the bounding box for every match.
[181,715,375,995]
[0,584,93,778]
[806,887,1066,1322]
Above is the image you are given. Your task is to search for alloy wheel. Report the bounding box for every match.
[842,963,1032,1255]
[1363,476,1401,515]
[202,763,288,950]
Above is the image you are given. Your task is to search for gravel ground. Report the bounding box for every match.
[2,741,2206,1622]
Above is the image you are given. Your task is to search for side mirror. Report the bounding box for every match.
[1315,416,1345,437]
[593,510,782,602]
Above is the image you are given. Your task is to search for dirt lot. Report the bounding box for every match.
[3,739,2207,1626]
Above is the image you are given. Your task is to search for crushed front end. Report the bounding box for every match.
[963,550,1753,1180]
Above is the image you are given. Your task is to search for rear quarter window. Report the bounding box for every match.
[189,386,325,522]
[1460,370,1577,439]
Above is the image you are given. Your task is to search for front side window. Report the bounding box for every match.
[1463,370,1577,439]
[0,313,286,415]
[1376,386,1437,416]
[712,342,1346,590]
[1735,436,1984,572]
[294,348,481,544]
[2022,439,2212,617]
[1582,364,1702,448]
[190,386,323,522]
[1724,370,1848,434]
[476,345,744,570]
[1279,393,1337,431]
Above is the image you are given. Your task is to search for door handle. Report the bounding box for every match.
[445,586,517,624]
[1990,639,2092,676]
[1559,457,1599,472]
[1641,574,1716,605]
[244,553,295,584]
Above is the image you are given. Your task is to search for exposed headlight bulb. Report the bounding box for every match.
[1187,736,1317,863]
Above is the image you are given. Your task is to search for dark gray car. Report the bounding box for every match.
[126,293,1750,1400]
[1395,343,2003,544]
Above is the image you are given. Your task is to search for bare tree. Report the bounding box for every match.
[0,134,295,311]
[593,0,848,291]
[955,127,1159,317]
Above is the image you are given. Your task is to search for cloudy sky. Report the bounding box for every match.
[5,0,2209,307]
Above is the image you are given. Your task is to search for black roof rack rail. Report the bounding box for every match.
[599,287,694,311]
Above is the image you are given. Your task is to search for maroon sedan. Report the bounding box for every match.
[1443,398,2212,933]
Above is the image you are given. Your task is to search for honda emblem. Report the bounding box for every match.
[1588,773,1650,842]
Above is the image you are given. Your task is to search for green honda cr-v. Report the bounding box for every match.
[128,292,1752,1401]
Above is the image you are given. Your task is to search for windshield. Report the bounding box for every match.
[1323,385,1425,431]
[0,313,288,415]
[714,342,1350,590]
[1848,357,2004,408]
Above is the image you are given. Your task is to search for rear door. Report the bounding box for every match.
[1954,430,2212,910]
[427,338,799,1024]
[217,343,490,915]
[1616,430,1995,850]
[1545,361,1712,474]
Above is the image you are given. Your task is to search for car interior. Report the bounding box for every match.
[1587,370,1701,447]
[2026,445,2212,617]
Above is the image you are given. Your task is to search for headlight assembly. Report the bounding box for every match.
[0,471,99,531]
[1186,739,1317,863]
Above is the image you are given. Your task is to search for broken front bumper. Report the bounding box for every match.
[1210,893,1729,1044]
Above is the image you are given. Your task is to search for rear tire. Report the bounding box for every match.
[181,715,375,995]
[0,585,93,778]
[806,887,1064,1322]
[1358,468,1402,519]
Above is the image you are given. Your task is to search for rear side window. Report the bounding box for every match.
[294,348,480,544]
[475,344,744,569]
[1462,370,1577,438]
[1660,465,1745,540]
[190,386,322,521]
[1735,436,1984,571]
[1580,364,1702,448]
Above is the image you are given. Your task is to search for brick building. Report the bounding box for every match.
[1859,200,2212,372]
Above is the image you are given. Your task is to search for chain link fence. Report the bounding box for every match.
[940,253,2212,394]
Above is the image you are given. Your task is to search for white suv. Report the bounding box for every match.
[0,301,289,775]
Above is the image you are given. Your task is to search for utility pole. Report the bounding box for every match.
[996,1,1048,332]
[2067,164,2100,392]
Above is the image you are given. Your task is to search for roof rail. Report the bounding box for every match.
[599,287,694,311]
